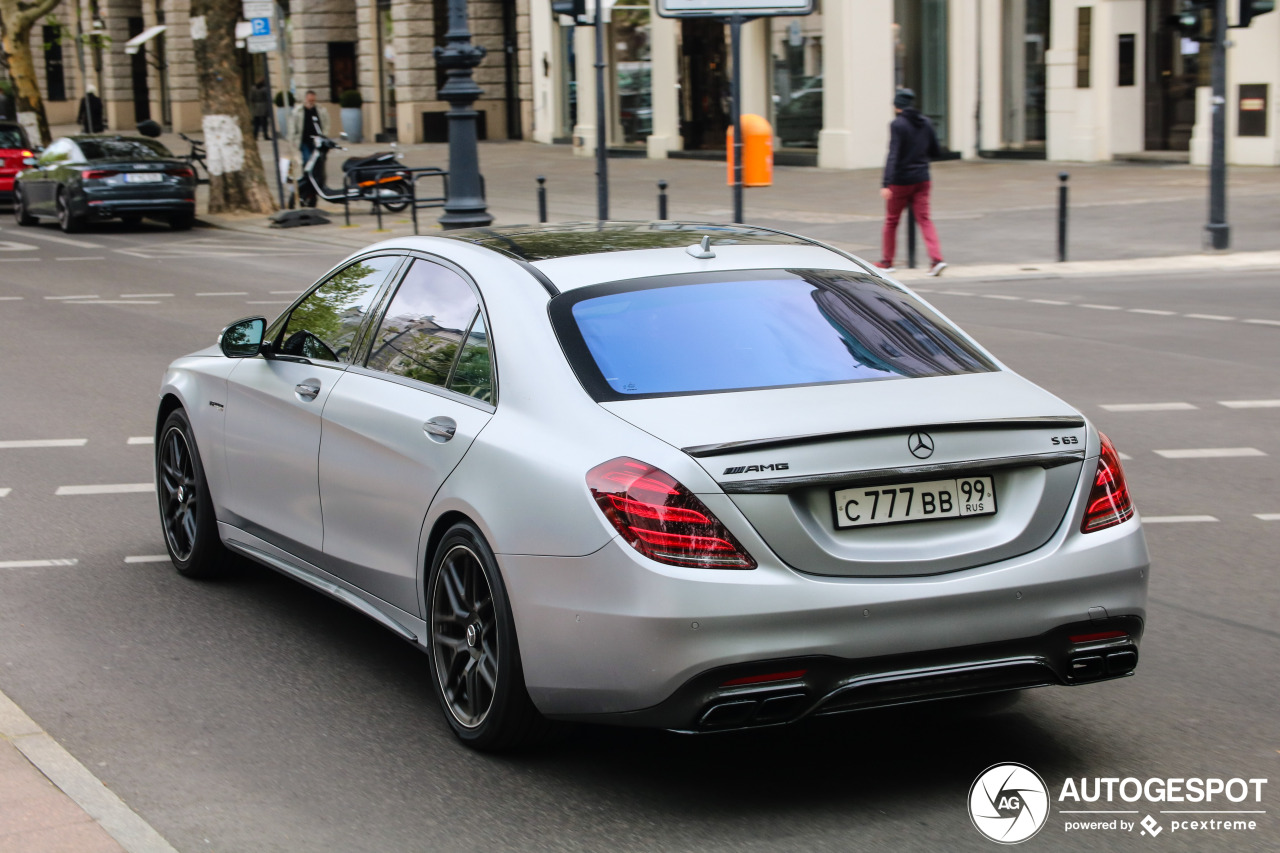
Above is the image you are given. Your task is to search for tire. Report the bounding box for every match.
[169,213,195,231]
[13,187,36,226]
[156,409,227,579]
[381,179,411,213]
[56,189,82,233]
[427,521,550,751]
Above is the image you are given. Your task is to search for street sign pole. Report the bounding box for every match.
[244,0,285,207]
[729,13,744,223]
[594,0,609,220]
[1206,0,1229,249]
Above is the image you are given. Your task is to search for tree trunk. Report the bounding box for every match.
[0,0,63,145]
[190,0,275,214]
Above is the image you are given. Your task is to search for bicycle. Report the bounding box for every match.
[178,133,209,185]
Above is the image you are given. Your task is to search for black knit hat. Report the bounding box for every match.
[893,88,915,109]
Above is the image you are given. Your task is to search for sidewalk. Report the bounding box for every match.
[50,122,1280,271]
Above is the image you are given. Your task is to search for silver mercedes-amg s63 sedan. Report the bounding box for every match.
[155,222,1148,750]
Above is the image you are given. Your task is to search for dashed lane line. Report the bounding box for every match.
[0,296,22,300]
[0,439,87,449]
[65,300,162,305]
[55,256,106,262]
[1220,399,1280,408]
[55,483,154,496]
[44,294,99,300]
[1079,304,1123,310]
[1255,514,1280,521]
[247,300,292,305]
[1100,402,1198,412]
[1244,318,1280,327]
[126,436,153,445]
[6,231,102,249]
[1143,516,1219,524]
[926,290,1279,327]
[1153,447,1266,459]
[269,290,300,295]
[0,488,10,498]
[0,559,78,569]
[1129,308,1178,316]
[1029,298,1069,305]
[981,294,1021,300]
[1184,313,1235,321]
[120,293,173,298]
[196,291,249,296]
[124,555,169,564]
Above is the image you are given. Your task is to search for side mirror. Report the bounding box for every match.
[219,316,266,358]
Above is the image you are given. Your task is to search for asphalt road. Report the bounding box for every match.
[0,221,1277,852]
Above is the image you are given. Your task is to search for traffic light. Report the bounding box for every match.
[1239,0,1276,27]
[1171,1,1210,39]
[551,0,587,20]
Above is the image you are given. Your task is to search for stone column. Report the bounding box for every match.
[100,0,144,132]
[290,0,357,133]
[977,0,1001,152]
[818,0,892,170]
[740,17,769,121]
[470,0,510,139]
[390,0,436,142]
[529,0,559,143]
[947,0,979,159]
[646,8,679,158]
[163,0,202,132]
[571,21,598,155]
[354,0,383,140]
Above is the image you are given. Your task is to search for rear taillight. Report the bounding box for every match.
[1081,433,1135,533]
[82,169,119,179]
[166,167,195,178]
[587,457,756,569]
[21,150,33,158]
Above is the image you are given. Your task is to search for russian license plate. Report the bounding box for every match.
[832,476,997,529]
[125,172,163,182]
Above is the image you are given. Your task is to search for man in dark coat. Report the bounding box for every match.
[878,88,946,276]
[250,80,272,140]
[77,85,105,134]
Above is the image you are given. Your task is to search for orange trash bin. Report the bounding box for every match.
[727,114,774,187]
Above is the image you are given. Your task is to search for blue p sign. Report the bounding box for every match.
[251,17,270,36]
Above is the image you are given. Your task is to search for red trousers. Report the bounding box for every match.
[881,180,943,266]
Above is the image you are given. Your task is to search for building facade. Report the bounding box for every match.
[17,0,532,145]
[528,0,1280,168]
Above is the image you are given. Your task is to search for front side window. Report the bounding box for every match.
[551,269,997,400]
[277,255,400,363]
[366,259,492,401]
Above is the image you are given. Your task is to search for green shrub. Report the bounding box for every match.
[274,90,296,107]
[339,89,363,109]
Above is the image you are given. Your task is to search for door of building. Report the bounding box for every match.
[1145,0,1202,150]
[679,18,729,151]
[1001,0,1050,151]
[895,0,949,147]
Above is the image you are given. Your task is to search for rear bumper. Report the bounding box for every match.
[86,197,195,218]
[500,513,1149,721]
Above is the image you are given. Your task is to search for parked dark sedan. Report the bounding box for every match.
[14,135,196,232]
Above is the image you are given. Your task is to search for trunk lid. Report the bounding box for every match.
[602,371,1088,577]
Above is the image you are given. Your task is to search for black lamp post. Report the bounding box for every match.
[434,0,493,229]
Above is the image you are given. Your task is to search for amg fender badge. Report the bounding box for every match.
[209,401,225,410]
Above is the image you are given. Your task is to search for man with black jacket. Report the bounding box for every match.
[878,89,946,276]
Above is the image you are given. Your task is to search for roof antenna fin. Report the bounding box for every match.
[686,235,715,259]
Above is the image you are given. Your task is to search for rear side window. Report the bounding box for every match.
[0,127,28,149]
[77,138,171,161]
[550,269,996,401]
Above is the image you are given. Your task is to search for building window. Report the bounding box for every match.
[1076,8,1092,88]
[329,42,357,103]
[1117,34,1136,87]
[43,24,67,102]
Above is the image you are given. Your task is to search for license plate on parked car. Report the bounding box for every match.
[125,172,164,183]
[832,476,997,529]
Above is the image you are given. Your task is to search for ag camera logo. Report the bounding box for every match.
[969,763,1051,844]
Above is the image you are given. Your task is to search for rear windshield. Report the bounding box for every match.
[550,269,997,401]
[0,127,29,149]
[77,138,172,161]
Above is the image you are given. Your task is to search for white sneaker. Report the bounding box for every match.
[927,261,948,277]
[877,265,896,274]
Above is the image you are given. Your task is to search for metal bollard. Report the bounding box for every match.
[907,206,917,269]
[1057,172,1069,262]
[537,176,547,224]
[658,180,668,220]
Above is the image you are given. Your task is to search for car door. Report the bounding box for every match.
[318,256,496,613]
[28,138,71,212]
[221,254,404,557]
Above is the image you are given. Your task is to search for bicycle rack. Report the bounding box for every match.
[340,165,448,234]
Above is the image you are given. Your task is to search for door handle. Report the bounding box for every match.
[424,416,457,442]
[295,380,321,400]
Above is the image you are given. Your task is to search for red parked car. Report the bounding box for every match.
[0,121,35,204]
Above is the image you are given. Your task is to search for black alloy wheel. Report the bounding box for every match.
[56,189,82,233]
[157,409,225,578]
[427,522,549,750]
[13,187,36,226]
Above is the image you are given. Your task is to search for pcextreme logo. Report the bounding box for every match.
[968,764,1270,844]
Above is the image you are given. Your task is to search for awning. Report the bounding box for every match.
[124,25,167,55]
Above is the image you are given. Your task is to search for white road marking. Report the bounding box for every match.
[1029,299,1069,305]
[65,300,162,305]
[269,290,300,295]
[0,559,78,569]
[1080,303,1122,310]
[10,231,102,249]
[44,294,99,300]
[0,438,87,448]
[1219,399,1280,408]
[1143,515,1219,524]
[1153,447,1266,459]
[1129,308,1177,316]
[0,296,23,300]
[0,241,37,251]
[124,555,170,564]
[1184,313,1234,321]
[0,488,10,498]
[55,256,106,262]
[55,483,155,496]
[196,291,249,296]
[1254,513,1280,521]
[980,294,1021,300]
[0,258,39,263]
[1118,452,1133,460]
[1243,318,1280,327]
[941,290,973,296]
[246,300,291,305]
[1100,402,1198,412]
[120,293,173,298]
[126,436,154,445]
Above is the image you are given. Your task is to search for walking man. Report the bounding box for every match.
[250,79,272,140]
[289,90,330,206]
[878,88,946,276]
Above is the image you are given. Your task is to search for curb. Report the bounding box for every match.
[0,688,179,853]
